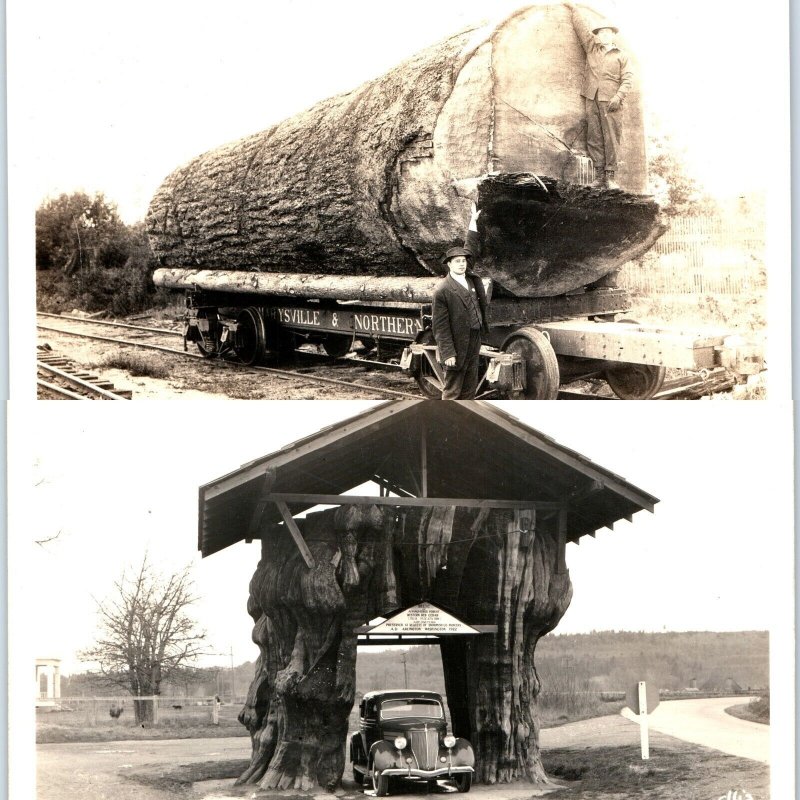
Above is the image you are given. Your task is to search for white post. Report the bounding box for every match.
[638,681,650,760]
[212,697,219,725]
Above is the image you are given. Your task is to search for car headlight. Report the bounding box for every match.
[394,736,407,750]
[443,735,456,748]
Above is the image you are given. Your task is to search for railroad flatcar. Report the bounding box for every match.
[148,5,764,399]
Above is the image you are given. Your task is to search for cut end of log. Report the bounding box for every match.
[473,172,666,297]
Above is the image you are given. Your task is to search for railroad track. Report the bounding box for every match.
[37,349,133,399]
[36,313,422,400]
[36,312,736,400]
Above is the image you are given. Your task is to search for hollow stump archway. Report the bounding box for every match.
[235,502,572,791]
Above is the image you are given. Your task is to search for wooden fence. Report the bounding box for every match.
[619,215,766,295]
[36,695,240,727]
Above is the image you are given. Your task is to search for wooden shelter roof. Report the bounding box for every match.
[198,400,658,557]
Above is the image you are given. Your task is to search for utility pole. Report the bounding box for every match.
[401,652,408,688]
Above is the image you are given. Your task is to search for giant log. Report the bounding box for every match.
[146,4,665,298]
[236,503,571,791]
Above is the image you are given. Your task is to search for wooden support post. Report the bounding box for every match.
[557,509,568,574]
[420,424,428,498]
[246,467,276,541]
[274,500,316,569]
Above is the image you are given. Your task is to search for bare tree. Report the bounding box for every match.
[81,555,206,723]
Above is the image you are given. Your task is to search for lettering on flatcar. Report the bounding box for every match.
[352,314,421,335]
[272,308,322,326]
[266,306,422,338]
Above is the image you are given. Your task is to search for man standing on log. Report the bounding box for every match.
[564,1,632,190]
[432,217,489,399]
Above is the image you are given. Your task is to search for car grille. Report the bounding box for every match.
[410,728,438,770]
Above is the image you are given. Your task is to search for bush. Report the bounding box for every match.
[747,692,770,722]
[97,353,170,380]
[36,193,170,316]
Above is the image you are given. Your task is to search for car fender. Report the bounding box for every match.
[350,732,367,765]
[448,738,475,767]
[369,739,402,772]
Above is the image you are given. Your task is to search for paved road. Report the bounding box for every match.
[35,737,251,800]
[621,697,770,763]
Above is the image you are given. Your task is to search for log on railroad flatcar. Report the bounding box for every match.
[146,3,664,299]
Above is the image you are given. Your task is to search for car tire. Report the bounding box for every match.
[454,773,472,793]
[374,772,391,796]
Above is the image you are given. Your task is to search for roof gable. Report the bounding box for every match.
[199,401,658,557]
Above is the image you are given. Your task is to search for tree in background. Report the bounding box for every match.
[647,134,718,218]
[35,191,129,273]
[81,556,206,724]
[36,191,164,316]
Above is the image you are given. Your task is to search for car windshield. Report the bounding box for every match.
[380,698,443,719]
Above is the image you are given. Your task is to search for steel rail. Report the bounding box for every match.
[37,361,128,400]
[36,312,180,337]
[36,378,88,400]
[36,324,420,400]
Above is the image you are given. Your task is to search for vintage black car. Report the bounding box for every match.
[350,689,474,795]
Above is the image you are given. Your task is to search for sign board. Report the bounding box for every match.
[627,681,660,715]
[367,602,480,636]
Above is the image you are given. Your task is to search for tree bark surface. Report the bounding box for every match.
[237,503,571,791]
[147,5,661,298]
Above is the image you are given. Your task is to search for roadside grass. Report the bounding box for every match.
[36,718,248,744]
[543,743,768,800]
[95,351,171,379]
[726,694,770,725]
[36,704,247,744]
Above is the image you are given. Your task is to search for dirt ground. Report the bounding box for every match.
[34,713,770,800]
[36,321,419,400]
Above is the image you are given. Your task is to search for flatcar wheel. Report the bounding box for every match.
[454,773,472,793]
[413,330,444,399]
[322,333,353,358]
[604,318,665,399]
[605,363,666,399]
[232,307,267,366]
[501,327,560,399]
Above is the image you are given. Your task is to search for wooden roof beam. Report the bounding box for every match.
[275,500,316,569]
[266,492,564,511]
[371,475,415,498]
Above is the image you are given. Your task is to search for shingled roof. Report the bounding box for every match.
[199,400,658,557]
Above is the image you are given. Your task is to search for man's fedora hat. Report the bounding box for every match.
[442,246,474,263]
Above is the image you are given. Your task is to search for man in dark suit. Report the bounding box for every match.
[431,241,489,400]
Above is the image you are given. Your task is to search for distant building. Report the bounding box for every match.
[36,658,61,708]
[700,675,744,694]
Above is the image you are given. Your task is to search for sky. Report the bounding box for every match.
[8,0,790,224]
[10,399,794,678]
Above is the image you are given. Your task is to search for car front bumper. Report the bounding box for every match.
[378,765,474,780]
